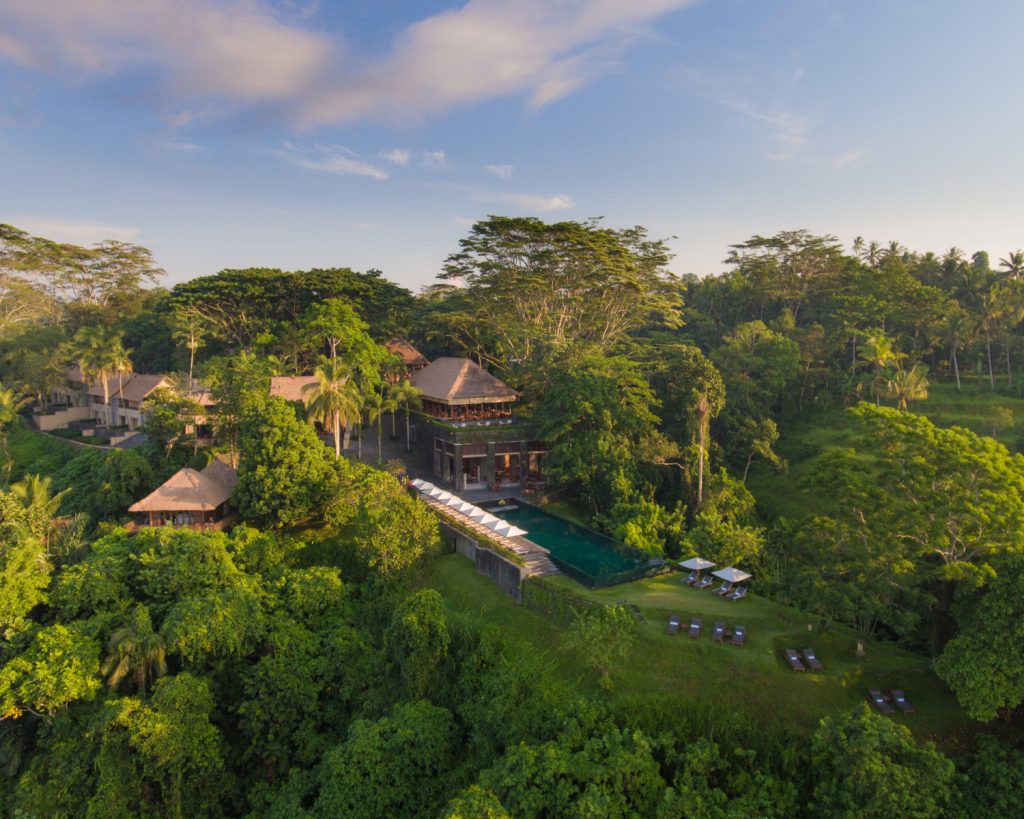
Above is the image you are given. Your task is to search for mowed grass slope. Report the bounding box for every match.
[423,555,975,748]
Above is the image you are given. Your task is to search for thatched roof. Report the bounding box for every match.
[270,376,320,402]
[387,337,429,367]
[411,357,518,405]
[128,460,238,513]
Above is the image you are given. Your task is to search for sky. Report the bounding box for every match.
[1,0,1022,292]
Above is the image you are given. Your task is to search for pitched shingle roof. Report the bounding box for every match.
[128,460,238,513]
[270,376,321,402]
[410,357,518,405]
[118,374,172,404]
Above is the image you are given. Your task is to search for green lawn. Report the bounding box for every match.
[423,554,976,750]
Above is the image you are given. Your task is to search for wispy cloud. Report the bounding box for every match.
[475,192,574,212]
[157,140,205,152]
[833,145,869,170]
[12,217,140,245]
[278,142,389,180]
[422,150,448,170]
[380,148,410,165]
[485,163,514,179]
[0,1,699,127]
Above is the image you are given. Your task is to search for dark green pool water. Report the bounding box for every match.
[493,502,647,586]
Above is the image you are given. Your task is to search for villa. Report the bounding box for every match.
[410,357,546,491]
[127,458,238,530]
[386,337,430,380]
[39,367,171,432]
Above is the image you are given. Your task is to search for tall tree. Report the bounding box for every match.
[388,379,423,452]
[303,358,360,459]
[101,604,167,694]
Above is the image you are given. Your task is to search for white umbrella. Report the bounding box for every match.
[444,495,466,508]
[505,525,528,538]
[452,501,476,514]
[428,487,453,502]
[417,481,437,494]
[410,478,427,489]
[468,508,499,525]
[487,519,513,536]
[679,557,716,571]
[712,567,752,583]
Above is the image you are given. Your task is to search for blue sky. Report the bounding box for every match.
[1,0,1022,290]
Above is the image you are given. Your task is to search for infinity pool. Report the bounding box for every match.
[492,501,656,588]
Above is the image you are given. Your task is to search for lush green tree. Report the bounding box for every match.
[170,305,209,389]
[204,351,279,465]
[443,785,510,818]
[934,552,1024,720]
[233,395,335,527]
[0,623,101,718]
[810,705,955,818]
[480,722,666,817]
[386,589,451,698]
[0,381,30,480]
[564,604,637,689]
[303,298,388,367]
[53,447,155,522]
[160,586,266,666]
[314,700,456,818]
[534,352,661,515]
[437,216,682,370]
[886,361,929,411]
[110,673,228,819]
[71,326,131,425]
[952,735,1024,816]
[142,384,204,457]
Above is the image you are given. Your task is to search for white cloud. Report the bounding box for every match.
[475,192,574,212]
[833,145,869,171]
[485,164,514,179]
[422,150,448,170]
[11,217,140,245]
[278,142,389,180]
[0,1,698,126]
[0,0,332,104]
[158,140,205,152]
[380,148,411,165]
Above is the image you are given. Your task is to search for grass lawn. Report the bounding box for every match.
[423,554,977,750]
[7,423,76,482]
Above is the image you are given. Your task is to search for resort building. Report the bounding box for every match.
[127,459,238,530]
[410,357,546,491]
[270,375,320,402]
[39,367,170,432]
[386,337,430,380]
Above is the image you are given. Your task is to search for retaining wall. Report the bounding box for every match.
[34,406,91,431]
[439,520,525,602]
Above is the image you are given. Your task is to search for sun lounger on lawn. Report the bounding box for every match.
[868,690,894,714]
[726,586,748,601]
[803,648,823,671]
[890,690,915,714]
[731,625,746,647]
[784,649,805,672]
[688,618,702,639]
[666,615,681,635]
[693,576,713,590]
[713,581,733,596]
[713,621,725,642]
[682,570,699,585]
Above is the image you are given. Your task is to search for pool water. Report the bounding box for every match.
[493,502,653,587]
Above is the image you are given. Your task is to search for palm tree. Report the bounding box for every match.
[109,340,133,427]
[939,311,973,391]
[858,330,901,404]
[363,389,396,465]
[9,474,68,551]
[72,327,125,425]
[999,250,1024,279]
[302,359,360,459]
[886,362,929,411]
[102,605,167,694]
[388,380,423,452]
[693,392,710,509]
[979,287,1004,390]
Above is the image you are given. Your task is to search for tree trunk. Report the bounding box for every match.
[742,453,753,483]
[391,411,397,438]
[357,423,362,461]
[188,346,195,394]
[102,377,111,425]
[951,345,961,390]
[1007,344,1013,386]
[342,424,352,450]
[333,411,340,458]
[377,423,382,465]
[696,425,706,508]
[986,329,995,389]
[405,408,412,452]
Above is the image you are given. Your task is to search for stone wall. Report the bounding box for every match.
[34,405,91,431]
[438,520,525,602]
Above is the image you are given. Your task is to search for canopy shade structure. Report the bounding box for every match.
[679,557,716,572]
[444,495,467,508]
[452,501,476,514]
[486,519,513,536]
[468,508,500,525]
[427,487,454,502]
[411,478,430,490]
[505,525,528,538]
[712,567,752,583]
